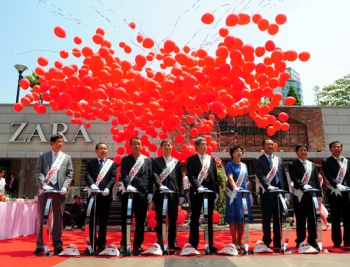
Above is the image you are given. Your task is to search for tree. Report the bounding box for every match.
[313,85,320,105]
[25,72,42,103]
[286,85,301,105]
[319,74,350,106]
[214,164,227,225]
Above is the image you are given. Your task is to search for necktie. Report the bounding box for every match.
[51,153,58,185]
[269,155,279,185]
[99,159,104,170]
[337,158,342,167]
[303,161,306,170]
[9,179,13,188]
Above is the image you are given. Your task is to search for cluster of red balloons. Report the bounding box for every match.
[14,12,310,159]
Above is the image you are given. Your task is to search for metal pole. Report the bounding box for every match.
[16,72,23,103]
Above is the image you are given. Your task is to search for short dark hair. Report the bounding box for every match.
[329,141,342,149]
[95,142,108,150]
[262,139,273,146]
[10,172,15,176]
[0,167,4,173]
[50,134,63,143]
[229,145,244,159]
[295,144,308,152]
[74,194,81,199]
[194,137,206,147]
[130,136,141,145]
[160,139,173,147]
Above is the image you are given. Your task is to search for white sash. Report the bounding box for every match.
[44,152,66,184]
[293,160,312,202]
[85,159,114,196]
[159,158,178,183]
[226,163,247,204]
[118,155,147,194]
[327,157,348,196]
[259,155,279,193]
[197,155,211,185]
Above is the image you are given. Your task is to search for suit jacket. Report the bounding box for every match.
[84,159,117,201]
[254,154,289,200]
[121,154,153,199]
[288,160,322,198]
[152,157,183,203]
[5,178,18,194]
[322,156,350,189]
[36,151,73,190]
[186,154,219,196]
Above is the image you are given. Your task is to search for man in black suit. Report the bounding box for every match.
[84,142,116,252]
[153,139,184,251]
[120,137,153,255]
[289,144,322,249]
[254,139,290,248]
[322,141,350,248]
[5,173,18,197]
[186,137,219,253]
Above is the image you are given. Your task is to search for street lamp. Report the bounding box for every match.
[14,64,28,103]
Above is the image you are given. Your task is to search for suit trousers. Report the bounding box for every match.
[155,195,179,248]
[121,193,148,249]
[328,191,350,246]
[261,195,283,246]
[89,194,112,249]
[293,194,317,244]
[189,191,215,248]
[36,192,66,249]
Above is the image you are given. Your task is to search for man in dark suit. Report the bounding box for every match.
[120,137,153,255]
[322,141,350,248]
[186,136,219,253]
[34,134,73,256]
[254,139,290,248]
[152,139,184,251]
[5,173,18,197]
[84,142,116,252]
[289,144,322,249]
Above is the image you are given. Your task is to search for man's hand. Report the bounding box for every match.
[303,184,312,190]
[214,193,219,203]
[127,185,137,192]
[147,194,153,204]
[43,185,54,191]
[60,187,67,195]
[90,184,99,190]
[336,184,346,191]
[197,186,207,192]
[159,185,169,191]
[102,188,110,196]
[233,187,243,191]
[267,185,278,191]
[179,197,184,205]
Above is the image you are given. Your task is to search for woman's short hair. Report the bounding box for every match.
[229,145,244,159]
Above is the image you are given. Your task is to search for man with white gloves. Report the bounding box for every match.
[152,139,184,251]
[322,141,350,248]
[254,139,290,249]
[289,144,322,249]
[186,137,219,253]
[34,134,73,256]
[84,142,116,253]
[120,137,153,255]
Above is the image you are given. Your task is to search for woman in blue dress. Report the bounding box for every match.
[225,145,253,249]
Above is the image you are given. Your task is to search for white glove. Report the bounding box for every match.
[197,186,207,192]
[214,193,219,203]
[102,188,110,196]
[179,197,184,205]
[267,185,278,191]
[285,193,290,201]
[233,187,242,191]
[159,185,169,191]
[147,194,153,204]
[43,185,54,191]
[336,184,346,191]
[127,185,137,192]
[90,184,99,190]
[60,187,67,195]
[303,184,312,190]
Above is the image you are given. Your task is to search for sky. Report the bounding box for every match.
[1,0,350,106]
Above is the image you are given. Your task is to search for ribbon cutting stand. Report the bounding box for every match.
[198,189,214,255]
[43,190,61,256]
[124,190,139,256]
[159,190,175,255]
[236,189,252,255]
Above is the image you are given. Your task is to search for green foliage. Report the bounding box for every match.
[319,74,350,106]
[25,72,40,88]
[286,85,301,105]
[214,166,227,225]
[313,85,320,105]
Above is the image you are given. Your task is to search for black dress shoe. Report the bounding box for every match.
[169,244,181,250]
[209,245,217,253]
[34,248,44,256]
[98,246,106,252]
[132,246,143,255]
[273,243,282,248]
[54,247,63,255]
[296,242,300,248]
[334,244,341,248]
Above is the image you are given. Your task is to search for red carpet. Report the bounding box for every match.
[0,228,348,266]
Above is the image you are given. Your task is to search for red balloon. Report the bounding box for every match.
[38,56,49,67]
[267,24,279,35]
[267,126,276,136]
[275,14,287,25]
[226,14,239,27]
[19,78,30,90]
[284,96,296,106]
[135,54,147,68]
[13,103,23,112]
[129,22,136,29]
[148,218,157,229]
[281,123,290,131]
[258,19,269,31]
[299,52,310,62]
[201,13,214,24]
[142,37,154,49]
[278,112,289,122]
[265,40,275,52]
[213,211,221,223]
[219,27,229,37]
[54,26,66,38]
[147,210,156,219]
[74,36,82,44]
